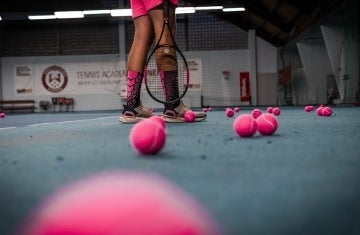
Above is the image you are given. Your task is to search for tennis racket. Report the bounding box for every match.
[144,0,189,105]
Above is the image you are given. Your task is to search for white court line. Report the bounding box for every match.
[0,116,118,130]
[0,127,18,130]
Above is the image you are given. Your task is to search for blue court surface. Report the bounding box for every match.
[1,106,360,235]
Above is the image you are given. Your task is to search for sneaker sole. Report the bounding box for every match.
[162,115,206,123]
[119,116,149,124]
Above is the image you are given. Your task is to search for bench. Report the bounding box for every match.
[0,100,36,113]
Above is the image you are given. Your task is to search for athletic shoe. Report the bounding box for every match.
[119,103,154,124]
[162,100,207,123]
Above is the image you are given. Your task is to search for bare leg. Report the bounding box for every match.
[128,15,154,72]
[126,15,154,108]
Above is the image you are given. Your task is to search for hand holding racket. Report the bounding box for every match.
[144,0,189,105]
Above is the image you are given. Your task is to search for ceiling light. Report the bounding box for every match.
[223,7,246,12]
[28,15,57,20]
[110,9,132,17]
[55,11,84,19]
[83,10,111,15]
[0,16,2,21]
[175,7,196,14]
[195,6,223,11]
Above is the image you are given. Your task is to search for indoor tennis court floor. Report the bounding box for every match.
[1,106,360,235]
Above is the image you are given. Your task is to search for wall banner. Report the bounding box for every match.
[240,72,251,102]
[14,59,202,96]
[14,61,126,96]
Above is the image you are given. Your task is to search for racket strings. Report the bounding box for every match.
[145,44,188,104]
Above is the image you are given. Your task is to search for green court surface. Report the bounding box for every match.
[1,106,360,235]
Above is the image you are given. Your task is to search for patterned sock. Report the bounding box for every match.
[127,71,143,108]
[160,70,180,108]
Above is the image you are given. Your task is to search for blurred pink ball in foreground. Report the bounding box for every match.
[18,172,222,235]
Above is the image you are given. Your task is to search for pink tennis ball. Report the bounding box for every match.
[256,113,278,136]
[18,171,222,235]
[234,107,240,112]
[184,110,196,122]
[233,114,257,137]
[322,106,333,117]
[202,108,208,113]
[207,107,213,112]
[0,112,5,118]
[129,120,166,155]
[316,106,324,116]
[305,106,312,112]
[225,108,234,117]
[149,115,166,129]
[272,107,281,116]
[251,108,262,119]
[266,107,273,113]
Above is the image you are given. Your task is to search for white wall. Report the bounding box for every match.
[256,37,279,106]
[1,49,252,111]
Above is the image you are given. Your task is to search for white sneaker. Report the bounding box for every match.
[119,103,154,124]
[162,100,206,123]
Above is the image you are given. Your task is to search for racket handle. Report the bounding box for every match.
[163,0,170,21]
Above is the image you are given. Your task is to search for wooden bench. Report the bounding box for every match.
[0,100,36,113]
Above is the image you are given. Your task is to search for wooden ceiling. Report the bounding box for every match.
[0,0,354,47]
[183,0,353,47]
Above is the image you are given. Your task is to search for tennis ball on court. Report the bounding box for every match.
[207,107,213,112]
[251,108,262,119]
[321,106,333,117]
[233,114,257,137]
[149,115,166,129]
[0,112,5,118]
[234,107,240,112]
[316,106,324,116]
[256,113,278,136]
[203,108,208,113]
[225,108,234,117]
[272,107,281,116]
[305,106,312,112]
[129,119,166,155]
[266,107,273,113]
[18,171,222,235]
[305,105,315,112]
[184,110,196,122]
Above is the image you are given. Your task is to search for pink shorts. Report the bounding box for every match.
[131,0,179,19]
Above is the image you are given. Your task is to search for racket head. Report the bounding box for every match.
[144,44,189,105]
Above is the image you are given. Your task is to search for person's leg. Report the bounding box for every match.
[148,4,180,108]
[126,15,154,109]
[120,13,155,123]
[148,3,206,122]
